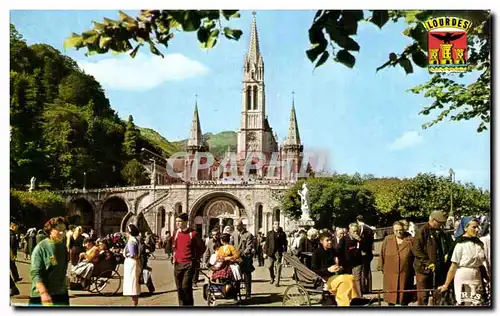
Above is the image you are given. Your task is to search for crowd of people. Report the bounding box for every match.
[9,219,158,306]
[10,209,491,307]
[285,215,376,300]
[379,211,491,306]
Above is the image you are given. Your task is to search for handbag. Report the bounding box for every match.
[140,266,152,285]
[435,289,456,306]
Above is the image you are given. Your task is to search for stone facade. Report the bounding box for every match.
[61,182,290,237]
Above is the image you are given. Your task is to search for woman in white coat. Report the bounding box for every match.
[123,224,142,306]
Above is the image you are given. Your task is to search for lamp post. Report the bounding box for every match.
[449,168,455,218]
[83,172,87,193]
[150,158,156,201]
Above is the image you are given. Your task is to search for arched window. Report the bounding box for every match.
[253,86,258,110]
[246,88,251,110]
[273,208,281,224]
[160,208,166,228]
[175,203,183,217]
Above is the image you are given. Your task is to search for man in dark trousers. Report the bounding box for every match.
[232,219,255,300]
[172,213,206,306]
[263,221,288,287]
[138,232,156,294]
[413,210,452,306]
[10,223,21,283]
[357,215,374,294]
[344,223,364,296]
[254,232,265,267]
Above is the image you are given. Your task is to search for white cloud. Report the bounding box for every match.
[389,131,423,150]
[77,53,209,91]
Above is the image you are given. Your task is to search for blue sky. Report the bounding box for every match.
[10,10,491,189]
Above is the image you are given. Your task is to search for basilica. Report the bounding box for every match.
[65,14,307,238]
[162,12,304,185]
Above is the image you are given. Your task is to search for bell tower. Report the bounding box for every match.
[237,11,266,161]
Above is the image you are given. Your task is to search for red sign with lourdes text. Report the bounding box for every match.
[423,17,473,73]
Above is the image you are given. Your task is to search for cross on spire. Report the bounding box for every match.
[187,94,206,151]
[284,91,301,147]
[247,10,261,63]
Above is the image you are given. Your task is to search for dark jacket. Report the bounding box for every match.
[311,246,343,280]
[263,230,287,257]
[232,230,255,273]
[255,234,264,251]
[413,223,452,275]
[298,238,318,269]
[359,224,374,260]
[10,230,18,257]
[332,236,345,253]
[164,236,172,253]
[344,234,363,272]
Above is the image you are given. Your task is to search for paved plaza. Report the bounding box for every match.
[11,243,392,307]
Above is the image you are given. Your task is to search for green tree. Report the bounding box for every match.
[10,23,34,73]
[362,178,405,226]
[396,173,451,220]
[10,189,67,229]
[281,175,379,228]
[66,10,491,133]
[10,25,152,190]
[42,102,90,188]
[282,173,490,227]
[363,178,404,213]
[121,159,148,185]
[10,69,46,187]
[124,115,140,158]
[394,173,490,220]
[450,182,490,217]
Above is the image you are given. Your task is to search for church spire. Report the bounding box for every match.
[247,11,261,64]
[187,95,207,152]
[284,92,301,147]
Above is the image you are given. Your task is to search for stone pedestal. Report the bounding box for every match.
[286,218,315,232]
[297,219,315,231]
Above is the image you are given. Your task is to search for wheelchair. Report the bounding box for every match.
[69,251,123,296]
[199,265,245,306]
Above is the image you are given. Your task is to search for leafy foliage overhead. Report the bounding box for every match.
[65,10,242,58]
[66,10,491,133]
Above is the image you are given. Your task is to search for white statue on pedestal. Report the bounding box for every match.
[297,183,311,221]
[29,176,36,192]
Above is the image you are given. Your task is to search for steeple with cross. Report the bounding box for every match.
[283,91,303,179]
[238,11,269,162]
